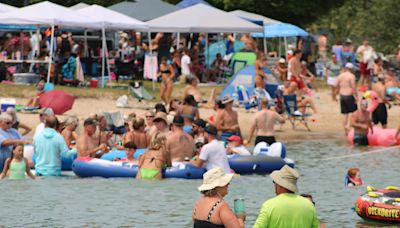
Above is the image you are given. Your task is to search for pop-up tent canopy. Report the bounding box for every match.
[77,4,149,87]
[147,4,262,33]
[69,2,90,10]
[252,23,308,38]
[0,1,102,82]
[109,0,179,22]
[0,3,17,13]
[77,4,148,30]
[176,0,210,8]
[229,10,281,26]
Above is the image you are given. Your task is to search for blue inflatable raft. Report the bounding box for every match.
[72,157,206,179]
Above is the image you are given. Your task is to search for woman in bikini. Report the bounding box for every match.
[158,57,175,104]
[136,135,171,180]
[178,95,200,133]
[123,118,149,149]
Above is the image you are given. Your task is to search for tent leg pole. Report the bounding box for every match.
[263,37,267,55]
[46,25,55,83]
[84,30,88,57]
[284,37,288,60]
[177,32,180,50]
[148,31,155,91]
[104,30,112,87]
[278,38,281,57]
[102,27,106,88]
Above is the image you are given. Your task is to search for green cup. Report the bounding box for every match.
[234,198,245,214]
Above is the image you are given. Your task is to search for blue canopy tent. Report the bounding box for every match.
[252,23,308,58]
[176,0,210,8]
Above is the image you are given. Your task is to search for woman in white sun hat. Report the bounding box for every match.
[192,167,245,228]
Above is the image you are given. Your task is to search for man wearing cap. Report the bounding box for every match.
[191,125,231,173]
[247,98,285,146]
[335,63,358,135]
[215,95,240,142]
[34,107,54,139]
[165,115,195,162]
[76,118,110,158]
[150,112,170,143]
[254,165,319,228]
[34,116,75,176]
[226,135,250,156]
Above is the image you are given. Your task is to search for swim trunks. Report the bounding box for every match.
[359,62,370,76]
[290,76,306,90]
[140,168,159,180]
[372,103,387,126]
[353,133,369,146]
[340,95,357,114]
[255,136,276,146]
[220,132,239,143]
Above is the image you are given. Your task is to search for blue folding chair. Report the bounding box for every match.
[283,94,311,131]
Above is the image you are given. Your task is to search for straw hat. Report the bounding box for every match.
[198,167,234,192]
[270,165,299,193]
[153,112,168,124]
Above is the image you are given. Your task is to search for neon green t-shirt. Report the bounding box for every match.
[253,193,320,228]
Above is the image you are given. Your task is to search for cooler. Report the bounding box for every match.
[1,98,16,112]
[90,79,98,88]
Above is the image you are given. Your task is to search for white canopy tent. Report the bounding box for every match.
[0,3,17,13]
[77,4,149,87]
[147,4,262,33]
[69,2,90,10]
[228,10,281,26]
[0,1,102,82]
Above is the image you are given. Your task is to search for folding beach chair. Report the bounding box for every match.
[129,81,154,102]
[283,94,312,131]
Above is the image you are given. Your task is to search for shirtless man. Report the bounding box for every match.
[246,99,285,146]
[183,77,215,108]
[350,100,373,146]
[215,95,240,142]
[371,76,388,128]
[124,118,149,149]
[335,63,358,135]
[76,118,110,158]
[288,50,307,94]
[166,115,195,162]
[241,33,257,51]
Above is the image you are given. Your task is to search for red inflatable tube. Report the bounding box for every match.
[347,127,400,146]
[355,189,400,223]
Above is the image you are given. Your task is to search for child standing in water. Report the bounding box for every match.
[0,144,35,180]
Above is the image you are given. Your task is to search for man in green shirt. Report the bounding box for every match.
[253,165,319,228]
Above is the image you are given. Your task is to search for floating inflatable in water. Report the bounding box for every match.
[100,149,146,161]
[355,186,400,224]
[347,127,400,146]
[72,157,206,179]
[363,90,379,113]
[230,142,294,174]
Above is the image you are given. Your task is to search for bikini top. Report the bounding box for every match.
[193,199,224,228]
[160,69,171,74]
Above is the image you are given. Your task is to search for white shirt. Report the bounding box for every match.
[199,139,231,173]
[34,123,45,139]
[230,145,251,156]
[181,54,191,76]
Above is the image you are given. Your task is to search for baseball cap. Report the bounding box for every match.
[227,135,241,143]
[345,62,354,69]
[204,125,218,136]
[173,115,184,126]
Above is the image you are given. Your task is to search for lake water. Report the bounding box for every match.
[0,140,399,227]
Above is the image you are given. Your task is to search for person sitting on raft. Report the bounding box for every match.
[136,135,171,180]
[26,79,45,109]
[76,118,110,158]
[61,116,79,149]
[178,95,200,133]
[346,167,363,187]
[226,135,250,156]
[123,118,149,150]
[191,125,231,173]
[215,95,240,142]
[0,144,35,180]
[166,115,195,162]
[246,98,285,146]
[190,118,207,144]
[150,112,170,143]
[192,167,245,228]
[350,99,373,146]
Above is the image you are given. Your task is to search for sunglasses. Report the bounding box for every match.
[5,122,12,125]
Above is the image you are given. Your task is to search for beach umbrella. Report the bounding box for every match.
[39,90,75,115]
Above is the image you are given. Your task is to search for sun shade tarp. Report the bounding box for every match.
[252,23,308,38]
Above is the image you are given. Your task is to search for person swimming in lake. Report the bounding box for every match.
[137,135,171,180]
[346,167,363,187]
[0,144,35,180]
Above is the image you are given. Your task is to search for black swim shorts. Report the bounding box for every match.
[353,134,369,146]
[372,103,387,126]
[340,95,357,114]
[255,136,276,146]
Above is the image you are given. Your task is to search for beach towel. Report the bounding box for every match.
[143,54,158,80]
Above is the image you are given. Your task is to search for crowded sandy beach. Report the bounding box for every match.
[1,1,400,227]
